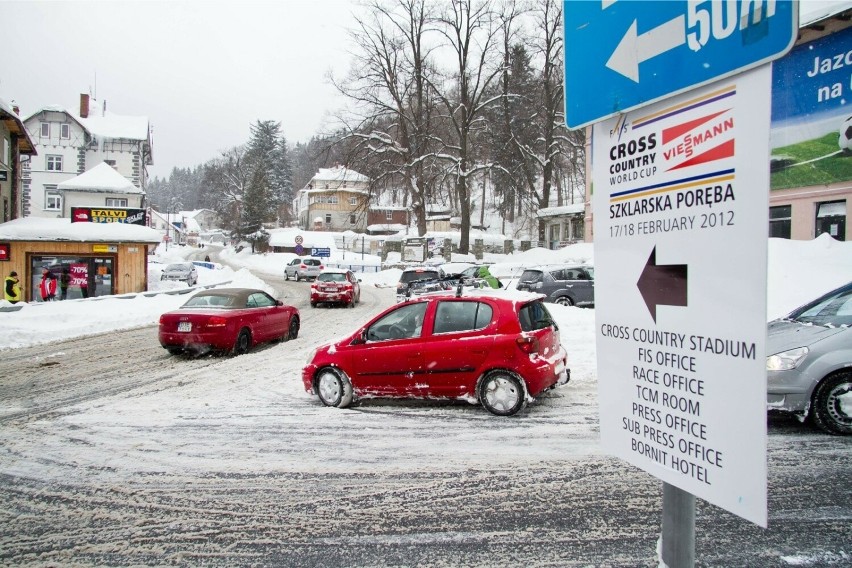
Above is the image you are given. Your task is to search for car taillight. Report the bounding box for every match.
[516,336,539,354]
[320,264,325,270]
[206,316,228,328]
[158,315,166,326]
[299,264,307,269]
[344,284,353,291]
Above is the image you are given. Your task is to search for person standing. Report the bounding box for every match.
[39,267,57,302]
[4,271,22,303]
[60,267,71,300]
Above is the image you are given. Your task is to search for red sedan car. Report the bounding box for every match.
[302,289,569,415]
[159,288,300,356]
[310,268,361,308]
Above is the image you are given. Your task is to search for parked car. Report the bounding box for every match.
[160,262,198,286]
[767,281,852,435]
[285,257,323,281]
[302,289,570,416]
[515,264,595,307]
[311,268,361,308]
[158,288,300,356]
[396,266,442,302]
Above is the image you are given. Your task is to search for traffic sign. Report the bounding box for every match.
[592,66,771,527]
[295,235,304,245]
[311,247,331,257]
[564,0,798,128]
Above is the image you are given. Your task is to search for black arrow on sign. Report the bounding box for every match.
[637,246,688,322]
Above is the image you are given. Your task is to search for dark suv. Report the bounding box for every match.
[396,266,442,302]
[515,264,595,307]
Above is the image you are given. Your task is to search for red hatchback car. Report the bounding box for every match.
[310,268,361,308]
[159,288,300,356]
[302,289,569,415]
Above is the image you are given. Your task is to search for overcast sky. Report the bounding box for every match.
[2,0,849,182]
[1,0,360,179]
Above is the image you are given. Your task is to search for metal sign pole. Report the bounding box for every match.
[661,482,695,567]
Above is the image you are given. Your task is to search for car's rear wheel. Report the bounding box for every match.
[296,273,301,282]
[310,302,317,308]
[315,367,353,408]
[288,316,300,340]
[811,371,852,435]
[478,370,527,416]
[232,328,252,356]
[555,296,574,307]
[166,347,183,356]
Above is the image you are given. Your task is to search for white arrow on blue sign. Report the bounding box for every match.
[564,0,798,129]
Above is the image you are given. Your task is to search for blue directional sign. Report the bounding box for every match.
[311,247,331,257]
[564,0,798,128]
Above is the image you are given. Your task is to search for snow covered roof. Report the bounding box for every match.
[24,103,150,141]
[367,223,406,232]
[57,162,142,193]
[0,97,37,155]
[268,229,338,249]
[0,217,162,243]
[369,205,409,211]
[537,203,586,217]
[304,187,368,195]
[309,166,369,184]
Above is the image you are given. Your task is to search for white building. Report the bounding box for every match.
[292,166,370,231]
[20,93,153,218]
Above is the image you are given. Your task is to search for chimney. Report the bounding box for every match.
[80,93,90,118]
[11,101,19,115]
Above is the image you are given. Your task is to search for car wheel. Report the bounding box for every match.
[811,371,852,435]
[166,347,183,356]
[296,273,301,282]
[288,316,300,340]
[349,299,356,308]
[315,367,353,408]
[232,328,252,356]
[284,271,290,281]
[478,370,527,416]
[311,302,317,308]
[555,296,574,307]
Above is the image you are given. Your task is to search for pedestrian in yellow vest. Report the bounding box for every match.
[4,271,22,303]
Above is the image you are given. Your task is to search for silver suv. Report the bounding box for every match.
[767,281,852,435]
[160,262,198,286]
[396,266,442,302]
[285,257,323,281]
[515,264,595,307]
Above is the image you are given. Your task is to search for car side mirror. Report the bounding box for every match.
[351,330,368,345]
[276,300,283,306]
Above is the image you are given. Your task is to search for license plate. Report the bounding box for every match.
[178,322,192,332]
[322,287,337,292]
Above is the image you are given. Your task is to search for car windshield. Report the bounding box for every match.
[318,273,346,282]
[183,294,237,308]
[519,270,543,283]
[791,287,852,327]
[518,301,556,331]
[401,270,439,284]
[165,263,191,272]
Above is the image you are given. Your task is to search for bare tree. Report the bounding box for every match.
[204,145,250,234]
[430,0,504,253]
[332,0,442,236]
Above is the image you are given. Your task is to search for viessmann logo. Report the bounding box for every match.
[661,109,735,172]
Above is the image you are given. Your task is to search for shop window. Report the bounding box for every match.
[816,201,846,241]
[769,205,792,239]
[29,256,114,301]
[46,155,63,171]
[45,187,61,211]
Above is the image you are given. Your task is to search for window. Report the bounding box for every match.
[46,155,63,171]
[518,301,556,332]
[386,210,393,220]
[434,301,492,334]
[40,123,50,138]
[325,214,332,224]
[106,198,128,207]
[572,219,584,240]
[349,196,357,206]
[769,205,792,239]
[815,200,846,241]
[104,159,117,169]
[350,214,356,224]
[60,124,70,139]
[44,186,61,211]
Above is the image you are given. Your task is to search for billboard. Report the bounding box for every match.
[770,26,852,189]
[71,207,147,225]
